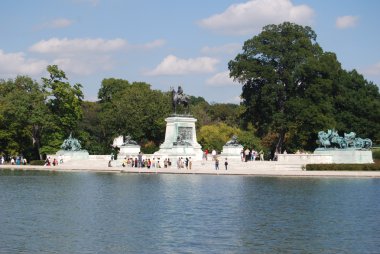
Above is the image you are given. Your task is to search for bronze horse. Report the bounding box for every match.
[170,86,189,114]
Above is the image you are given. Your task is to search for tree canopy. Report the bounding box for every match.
[229,22,380,154]
[0,65,84,159]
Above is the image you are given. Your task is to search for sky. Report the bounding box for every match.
[1,0,380,104]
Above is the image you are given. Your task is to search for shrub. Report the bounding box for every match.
[141,141,158,154]
[372,149,380,160]
[29,160,45,166]
[306,163,380,171]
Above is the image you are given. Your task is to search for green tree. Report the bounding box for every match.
[97,79,171,153]
[40,65,84,153]
[229,22,344,153]
[0,76,50,159]
[77,101,105,154]
[334,70,380,144]
[208,103,241,127]
[198,123,261,152]
[98,78,130,103]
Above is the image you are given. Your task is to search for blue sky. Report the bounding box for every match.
[1,0,379,103]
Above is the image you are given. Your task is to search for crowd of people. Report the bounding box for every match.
[119,156,171,169]
[44,155,63,166]
[0,155,28,165]
[241,148,264,162]
[115,155,194,170]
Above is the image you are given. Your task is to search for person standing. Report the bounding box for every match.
[212,149,217,161]
[215,158,219,170]
[259,150,264,161]
[244,148,250,162]
[189,157,192,170]
[138,152,143,168]
[224,158,228,170]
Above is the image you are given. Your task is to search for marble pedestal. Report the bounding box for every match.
[56,150,89,161]
[313,149,373,164]
[154,116,203,160]
[119,145,141,157]
[221,145,243,160]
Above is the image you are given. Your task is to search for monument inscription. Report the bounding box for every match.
[178,127,193,141]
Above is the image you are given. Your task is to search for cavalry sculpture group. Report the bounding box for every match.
[61,133,82,151]
[318,129,372,149]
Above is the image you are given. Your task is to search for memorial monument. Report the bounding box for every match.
[221,135,243,159]
[56,133,89,160]
[154,86,203,160]
[314,129,373,163]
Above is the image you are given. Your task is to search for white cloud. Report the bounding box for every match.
[147,55,219,76]
[25,37,166,77]
[199,0,314,35]
[50,18,73,28]
[129,39,166,51]
[335,15,359,29]
[362,62,380,76]
[201,43,241,55]
[34,18,74,31]
[206,71,238,86]
[52,55,114,76]
[227,95,243,104]
[29,38,128,54]
[141,39,166,49]
[0,50,47,78]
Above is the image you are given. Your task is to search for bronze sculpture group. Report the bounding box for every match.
[61,133,82,151]
[317,129,372,149]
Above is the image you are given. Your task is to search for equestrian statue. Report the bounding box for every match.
[170,86,190,114]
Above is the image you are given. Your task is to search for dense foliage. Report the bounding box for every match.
[198,123,262,153]
[229,22,380,156]
[96,78,172,154]
[0,66,83,159]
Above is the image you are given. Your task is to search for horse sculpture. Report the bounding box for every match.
[318,130,331,148]
[330,130,347,149]
[170,86,189,114]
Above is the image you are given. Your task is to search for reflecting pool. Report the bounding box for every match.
[1,170,379,253]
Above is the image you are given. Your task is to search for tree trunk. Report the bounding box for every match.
[32,125,42,160]
[275,130,285,154]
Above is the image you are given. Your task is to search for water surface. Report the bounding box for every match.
[1,170,379,253]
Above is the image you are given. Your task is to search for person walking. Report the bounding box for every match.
[224,158,228,170]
